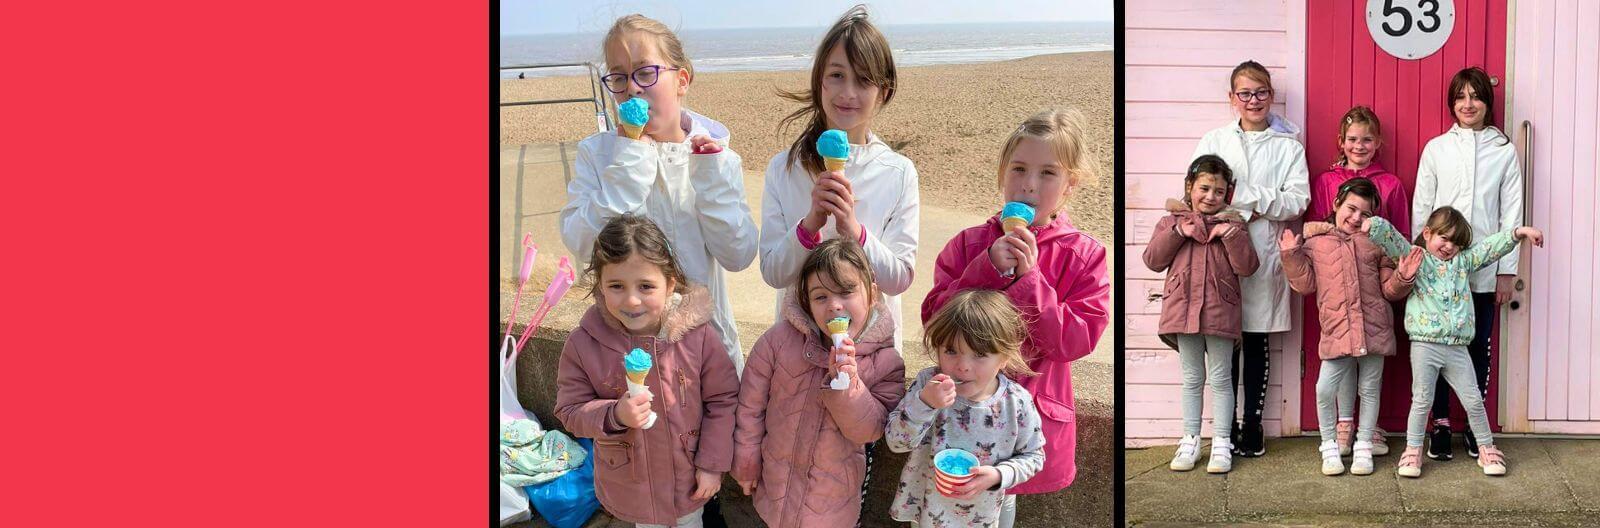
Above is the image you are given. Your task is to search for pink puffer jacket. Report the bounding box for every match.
[731,290,905,528]
[554,286,740,526]
[1282,226,1414,358]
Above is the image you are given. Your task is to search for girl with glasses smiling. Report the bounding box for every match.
[560,14,759,389]
[1190,60,1311,459]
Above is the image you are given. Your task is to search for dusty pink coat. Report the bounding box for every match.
[921,212,1112,494]
[1143,209,1260,343]
[731,290,905,528]
[1282,227,1414,359]
[554,287,740,526]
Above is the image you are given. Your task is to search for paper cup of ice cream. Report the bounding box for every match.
[933,448,980,497]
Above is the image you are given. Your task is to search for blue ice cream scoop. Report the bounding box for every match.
[1001,201,1036,227]
[817,129,850,168]
[618,98,650,128]
[624,347,652,372]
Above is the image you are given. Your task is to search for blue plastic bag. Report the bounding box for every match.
[526,437,599,528]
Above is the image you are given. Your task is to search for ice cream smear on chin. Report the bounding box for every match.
[618,98,650,139]
[1001,201,1036,231]
[817,129,850,171]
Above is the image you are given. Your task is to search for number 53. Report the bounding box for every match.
[1382,0,1444,37]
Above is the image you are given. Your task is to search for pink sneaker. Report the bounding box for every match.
[1479,445,1507,476]
[1336,420,1354,456]
[1397,446,1423,478]
[1371,428,1389,456]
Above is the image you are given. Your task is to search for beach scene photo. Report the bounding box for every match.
[499,1,1114,526]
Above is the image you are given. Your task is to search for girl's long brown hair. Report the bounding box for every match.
[1447,67,1510,146]
[778,5,897,176]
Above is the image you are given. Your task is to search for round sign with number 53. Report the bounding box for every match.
[1366,0,1456,60]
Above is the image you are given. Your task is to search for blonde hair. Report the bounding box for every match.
[923,290,1037,378]
[779,5,897,176]
[996,108,1101,215]
[602,15,694,83]
[1230,60,1272,90]
[1335,106,1384,166]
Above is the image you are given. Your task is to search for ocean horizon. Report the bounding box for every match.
[500,21,1111,79]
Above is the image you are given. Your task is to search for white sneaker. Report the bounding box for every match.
[1350,440,1375,475]
[1170,434,1200,471]
[1371,428,1390,456]
[1207,438,1234,474]
[1320,440,1345,475]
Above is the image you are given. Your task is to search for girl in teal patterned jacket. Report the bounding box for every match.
[1365,207,1543,479]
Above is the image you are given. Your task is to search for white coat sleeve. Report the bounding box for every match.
[758,157,810,289]
[688,148,758,272]
[559,137,658,263]
[1412,142,1439,240]
[1231,142,1310,222]
[861,163,919,296]
[1496,148,1524,276]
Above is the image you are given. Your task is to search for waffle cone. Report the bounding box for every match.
[621,124,644,140]
[1002,217,1030,232]
[823,157,847,171]
[625,370,649,385]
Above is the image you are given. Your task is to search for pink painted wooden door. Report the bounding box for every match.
[1511,0,1600,428]
[1301,0,1508,432]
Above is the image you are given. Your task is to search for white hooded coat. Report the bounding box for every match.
[1412,124,1524,293]
[758,133,920,350]
[560,108,758,374]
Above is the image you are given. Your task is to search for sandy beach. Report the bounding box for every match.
[500,51,1113,243]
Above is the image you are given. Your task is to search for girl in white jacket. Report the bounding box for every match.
[559,15,759,376]
[1410,66,1524,462]
[1190,60,1311,457]
[759,6,920,350]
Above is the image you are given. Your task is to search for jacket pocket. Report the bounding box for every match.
[1034,392,1077,425]
[1163,272,1185,300]
[594,439,635,477]
[1213,274,1240,305]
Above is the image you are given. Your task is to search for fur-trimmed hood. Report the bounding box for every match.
[579,284,714,351]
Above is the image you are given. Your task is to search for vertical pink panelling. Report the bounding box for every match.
[1589,0,1600,421]
[1529,0,1555,419]
[1566,0,1596,421]
[1513,0,1544,424]
[1549,0,1576,421]
[1122,0,1299,444]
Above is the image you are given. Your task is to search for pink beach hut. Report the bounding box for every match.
[1125,0,1600,445]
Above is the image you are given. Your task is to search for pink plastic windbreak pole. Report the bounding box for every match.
[512,256,575,363]
[503,235,538,337]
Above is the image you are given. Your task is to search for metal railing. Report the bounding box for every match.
[499,62,614,133]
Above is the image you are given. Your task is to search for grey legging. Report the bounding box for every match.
[1177,333,1236,439]
[1406,341,1494,447]
[1318,355,1384,443]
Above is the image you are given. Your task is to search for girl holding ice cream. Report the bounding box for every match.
[760,5,920,350]
[922,108,1110,494]
[1190,60,1310,457]
[887,290,1046,528]
[561,14,758,376]
[554,214,741,528]
[1143,155,1259,474]
[732,238,907,528]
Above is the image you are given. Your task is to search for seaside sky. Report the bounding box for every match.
[501,0,1113,35]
